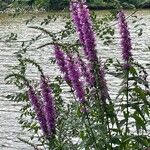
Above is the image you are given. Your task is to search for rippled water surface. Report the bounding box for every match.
[0,10,150,149]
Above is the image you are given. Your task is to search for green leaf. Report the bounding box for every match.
[110,136,121,144]
[132,105,146,122]
[80,130,85,140]
[133,136,149,147]
[132,113,146,131]
[129,66,137,76]
[118,119,126,128]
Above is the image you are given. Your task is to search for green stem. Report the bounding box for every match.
[83,104,99,150]
[104,106,113,149]
[126,69,129,135]
[93,62,105,123]
[124,67,130,150]
[71,87,98,149]
[93,61,109,149]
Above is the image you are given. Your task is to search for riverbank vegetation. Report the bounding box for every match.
[5,0,150,149]
[1,0,150,11]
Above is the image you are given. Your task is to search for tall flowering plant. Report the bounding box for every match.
[5,1,150,150]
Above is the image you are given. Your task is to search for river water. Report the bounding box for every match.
[0,10,150,150]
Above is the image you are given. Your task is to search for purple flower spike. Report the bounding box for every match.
[79,3,97,61]
[70,1,97,61]
[54,44,70,82]
[118,11,132,62]
[40,76,56,135]
[28,86,48,136]
[67,54,85,103]
[70,1,85,45]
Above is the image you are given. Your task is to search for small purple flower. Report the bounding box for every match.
[118,11,132,62]
[54,44,70,82]
[67,54,85,103]
[28,86,48,136]
[40,75,56,135]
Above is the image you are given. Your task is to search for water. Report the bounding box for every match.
[0,10,150,149]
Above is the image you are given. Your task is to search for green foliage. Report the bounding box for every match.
[118,0,150,7]
[35,0,69,10]
[0,0,12,11]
